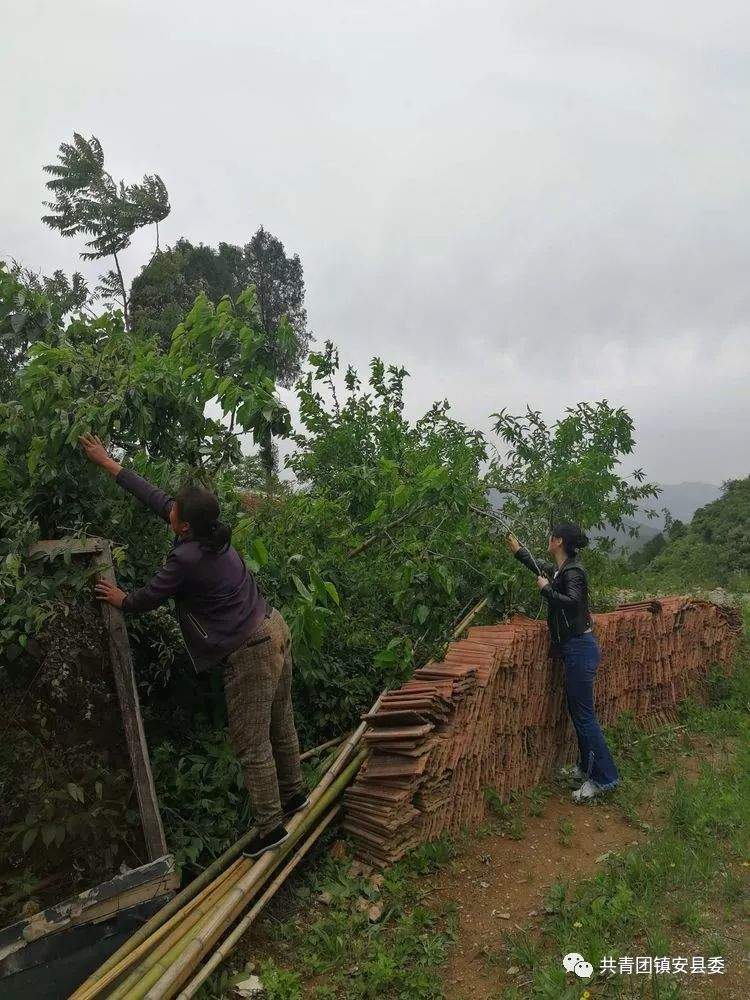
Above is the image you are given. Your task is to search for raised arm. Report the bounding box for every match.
[80,433,173,523]
[506,533,555,577]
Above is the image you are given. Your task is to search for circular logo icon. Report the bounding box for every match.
[563,952,585,973]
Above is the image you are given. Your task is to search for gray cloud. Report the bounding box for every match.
[3,0,749,484]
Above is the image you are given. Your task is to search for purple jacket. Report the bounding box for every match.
[117,469,268,672]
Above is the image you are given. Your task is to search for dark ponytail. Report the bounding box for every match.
[175,485,232,552]
[550,521,589,558]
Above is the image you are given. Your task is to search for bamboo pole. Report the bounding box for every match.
[140,753,366,1000]
[178,805,341,998]
[95,859,249,1000]
[299,734,345,761]
[76,694,379,998]
[74,860,246,1000]
[452,597,488,638]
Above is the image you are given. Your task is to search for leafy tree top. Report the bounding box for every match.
[42,133,170,327]
[129,231,309,384]
[42,134,169,260]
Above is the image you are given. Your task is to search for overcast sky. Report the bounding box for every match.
[3,1,749,486]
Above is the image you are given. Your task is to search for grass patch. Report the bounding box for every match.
[197,838,458,999]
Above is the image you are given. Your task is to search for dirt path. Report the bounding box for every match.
[428,793,644,998]
[422,737,749,999]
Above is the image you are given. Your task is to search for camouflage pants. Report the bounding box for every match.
[223,608,304,835]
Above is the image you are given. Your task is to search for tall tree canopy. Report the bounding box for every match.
[129,229,310,385]
[42,133,170,330]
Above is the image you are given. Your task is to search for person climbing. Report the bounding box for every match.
[506,522,619,802]
[79,433,308,856]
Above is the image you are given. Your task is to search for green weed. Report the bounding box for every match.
[526,785,550,817]
[557,817,575,847]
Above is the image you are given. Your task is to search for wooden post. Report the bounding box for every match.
[28,537,167,860]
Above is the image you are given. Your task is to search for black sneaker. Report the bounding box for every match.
[243,824,289,859]
[283,790,310,818]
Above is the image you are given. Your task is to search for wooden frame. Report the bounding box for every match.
[28,536,167,860]
[0,856,179,999]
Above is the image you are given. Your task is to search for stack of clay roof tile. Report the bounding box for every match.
[343,597,741,867]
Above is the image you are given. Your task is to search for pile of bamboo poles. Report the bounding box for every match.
[71,720,374,1000]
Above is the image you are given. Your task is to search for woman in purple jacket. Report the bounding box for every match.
[80,433,308,857]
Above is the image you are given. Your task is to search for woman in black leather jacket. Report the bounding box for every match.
[508,522,619,801]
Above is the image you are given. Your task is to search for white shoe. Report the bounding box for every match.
[572,779,601,803]
[559,765,587,787]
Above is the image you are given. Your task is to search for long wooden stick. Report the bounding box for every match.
[452,597,488,638]
[177,806,341,998]
[141,754,367,999]
[78,860,246,1000]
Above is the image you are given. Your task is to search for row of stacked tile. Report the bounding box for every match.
[343,597,741,866]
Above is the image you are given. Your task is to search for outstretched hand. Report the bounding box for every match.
[505,532,521,555]
[79,434,122,476]
[95,578,127,609]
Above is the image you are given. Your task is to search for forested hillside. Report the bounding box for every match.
[636,477,750,589]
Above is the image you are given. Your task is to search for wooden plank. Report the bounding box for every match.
[29,538,105,558]
[0,897,170,998]
[0,856,177,962]
[90,540,167,860]
[27,537,168,861]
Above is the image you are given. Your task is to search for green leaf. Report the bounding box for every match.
[67,782,84,803]
[27,436,45,475]
[324,581,340,606]
[292,574,313,602]
[414,604,430,625]
[251,538,268,567]
[22,828,38,853]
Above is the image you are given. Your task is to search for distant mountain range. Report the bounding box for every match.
[651,482,723,525]
[600,482,723,553]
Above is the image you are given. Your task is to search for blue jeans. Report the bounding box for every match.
[561,632,619,788]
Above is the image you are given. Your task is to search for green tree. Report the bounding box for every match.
[487,401,660,552]
[629,531,666,570]
[131,230,309,491]
[0,263,55,396]
[130,232,309,377]
[42,133,170,330]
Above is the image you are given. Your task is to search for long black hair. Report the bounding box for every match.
[175,485,232,552]
[550,521,589,558]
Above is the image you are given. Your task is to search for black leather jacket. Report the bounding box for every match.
[514,547,592,646]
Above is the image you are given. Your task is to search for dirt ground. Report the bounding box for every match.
[240,736,748,1000]
[422,741,749,999]
[428,795,645,998]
